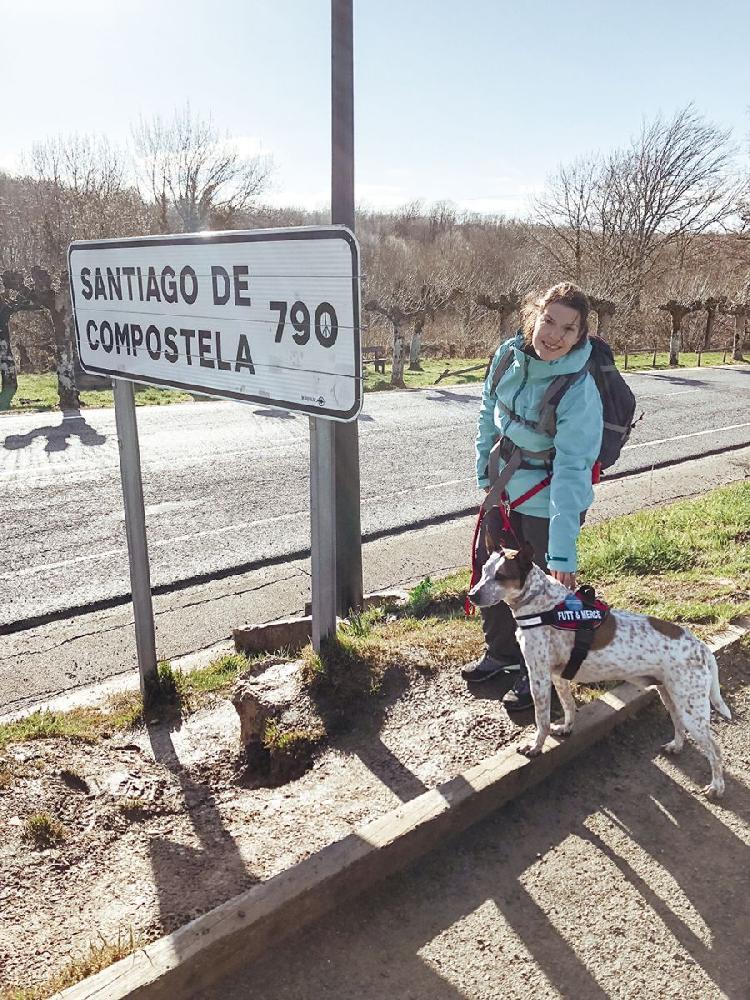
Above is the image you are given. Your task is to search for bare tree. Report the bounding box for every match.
[132,105,272,232]
[530,156,601,283]
[27,133,146,267]
[607,106,735,306]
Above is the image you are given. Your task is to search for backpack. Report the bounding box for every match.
[489,334,637,472]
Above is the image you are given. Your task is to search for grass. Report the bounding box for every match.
[402,482,750,639]
[5,373,195,413]
[0,928,143,1000]
[3,350,744,414]
[578,482,750,634]
[613,350,742,371]
[362,356,490,392]
[406,571,469,616]
[22,812,67,849]
[0,652,255,751]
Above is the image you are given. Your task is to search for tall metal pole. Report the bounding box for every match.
[331,0,363,617]
[309,417,338,649]
[112,379,159,702]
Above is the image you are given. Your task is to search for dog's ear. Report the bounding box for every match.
[517,541,535,584]
[484,524,503,555]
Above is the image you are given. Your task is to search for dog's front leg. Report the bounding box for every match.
[551,674,576,737]
[518,671,551,758]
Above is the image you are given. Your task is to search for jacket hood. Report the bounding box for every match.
[510,333,592,381]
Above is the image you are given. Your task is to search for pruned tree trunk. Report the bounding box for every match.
[408,318,424,371]
[0,314,18,398]
[31,268,81,411]
[17,343,32,373]
[733,314,744,361]
[703,306,716,351]
[668,315,682,367]
[391,321,406,387]
[0,315,17,410]
[596,310,613,340]
[659,300,700,368]
[499,306,515,339]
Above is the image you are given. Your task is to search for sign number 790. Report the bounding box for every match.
[270,300,339,348]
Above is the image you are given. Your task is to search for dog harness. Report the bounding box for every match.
[515,586,610,679]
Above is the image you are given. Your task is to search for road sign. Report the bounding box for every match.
[68,226,362,422]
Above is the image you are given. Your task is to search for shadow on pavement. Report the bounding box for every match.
[252,407,297,420]
[426,388,482,405]
[638,372,712,388]
[2,412,107,452]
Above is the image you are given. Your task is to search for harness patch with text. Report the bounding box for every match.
[516,588,610,680]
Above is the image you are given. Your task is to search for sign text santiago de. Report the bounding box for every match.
[68,227,362,421]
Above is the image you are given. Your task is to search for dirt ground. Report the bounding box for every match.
[0,644,745,997]
[216,646,750,1000]
[1,640,522,993]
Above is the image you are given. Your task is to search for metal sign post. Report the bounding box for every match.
[68,226,361,659]
[331,0,363,618]
[309,417,337,648]
[112,379,158,699]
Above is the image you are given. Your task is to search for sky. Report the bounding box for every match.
[1,0,749,218]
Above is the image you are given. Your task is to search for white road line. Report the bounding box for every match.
[623,422,750,450]
[0,476,478,582]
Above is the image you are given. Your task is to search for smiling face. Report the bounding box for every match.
[531,301,582,361]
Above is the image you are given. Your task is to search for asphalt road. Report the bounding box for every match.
[2,364,750,629]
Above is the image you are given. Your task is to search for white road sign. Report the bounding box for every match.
[68,226,362,421]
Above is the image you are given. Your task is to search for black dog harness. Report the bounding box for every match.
[515,585,609,679]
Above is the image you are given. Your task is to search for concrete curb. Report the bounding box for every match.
[56,623,747,1000]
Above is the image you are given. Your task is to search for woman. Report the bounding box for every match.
[462,282,603,711]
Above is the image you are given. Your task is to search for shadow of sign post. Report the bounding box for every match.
[67,227,363,701]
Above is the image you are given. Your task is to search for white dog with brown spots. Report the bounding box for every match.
[468,542,732,798]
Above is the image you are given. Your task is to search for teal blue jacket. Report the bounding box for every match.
[475,333,603,573]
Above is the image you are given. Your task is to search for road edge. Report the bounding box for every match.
[54,622,748,1000]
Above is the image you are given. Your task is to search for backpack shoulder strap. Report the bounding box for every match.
[535,372,582,436]
[489,334,522,396]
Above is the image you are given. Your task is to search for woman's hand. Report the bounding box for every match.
[551,569,576,590]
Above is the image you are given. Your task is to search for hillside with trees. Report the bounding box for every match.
[1,103,748,410]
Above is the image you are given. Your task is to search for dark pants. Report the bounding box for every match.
[475,507,551,671]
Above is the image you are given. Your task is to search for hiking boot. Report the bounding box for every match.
[502,672,534,712]
[461,654,522,683]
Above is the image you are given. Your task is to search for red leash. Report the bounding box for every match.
[465,474,552,616]
[464,461,602,616]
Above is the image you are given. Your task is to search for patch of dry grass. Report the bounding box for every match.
[0,929,144,999]
[22,812,67,850]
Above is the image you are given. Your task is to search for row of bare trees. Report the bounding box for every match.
[1,102,749,407]
[0,105,273,408]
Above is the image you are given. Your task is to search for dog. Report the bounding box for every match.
[468,541,732,798]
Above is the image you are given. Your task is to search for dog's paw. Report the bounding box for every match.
[701,782,724,800]
[517,742,542,758]
[661,739,683,756]
[550,723,572,738]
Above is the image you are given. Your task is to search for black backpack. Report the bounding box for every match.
[490,334,638,471]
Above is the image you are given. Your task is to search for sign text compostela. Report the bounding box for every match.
[68,226,362,421]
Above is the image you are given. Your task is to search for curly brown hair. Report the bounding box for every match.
[520,283,590,347]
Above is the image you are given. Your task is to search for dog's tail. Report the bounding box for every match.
[706,648,732,720]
